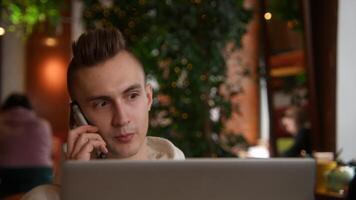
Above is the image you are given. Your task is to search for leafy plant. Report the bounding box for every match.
[0,0,62,36]
[82,0,252,157]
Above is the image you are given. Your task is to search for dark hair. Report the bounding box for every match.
[1,93,32,110]
[67,28,128,98]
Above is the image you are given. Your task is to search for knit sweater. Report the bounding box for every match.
[0,108,52,167]
[21,136,185,200]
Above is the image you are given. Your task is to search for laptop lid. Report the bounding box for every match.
[61,158,315,200]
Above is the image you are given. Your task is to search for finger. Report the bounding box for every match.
[70,133,106,157]
[67,125,98,153]
[67,125,98,154]
[71,140,107,160]
[99,143,109,155]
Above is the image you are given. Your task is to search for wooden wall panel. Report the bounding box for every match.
[26,6,71,141]
[306,0,338,153]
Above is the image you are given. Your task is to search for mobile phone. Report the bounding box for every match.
[70,102,107,159]
[70,102,89,126]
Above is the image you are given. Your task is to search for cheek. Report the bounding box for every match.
[131,102,149,128]
[137,112,149,138]
[281,119,288,127]
[86,111,112,131]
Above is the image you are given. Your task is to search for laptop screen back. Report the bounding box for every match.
[61,158,315,200]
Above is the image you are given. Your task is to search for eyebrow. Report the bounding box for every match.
[122,83,142,94]
[85,83,143,102]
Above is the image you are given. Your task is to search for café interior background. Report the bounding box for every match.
[0,0,355,161]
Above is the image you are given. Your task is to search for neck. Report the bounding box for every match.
[107,137,150,160]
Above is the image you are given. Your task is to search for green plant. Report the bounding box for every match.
[0,0,62,36]
[269,0,303,32]
[82,0,252,157]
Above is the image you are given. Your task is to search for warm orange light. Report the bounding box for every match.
[270,65,305,77]
[44,37,58,46]
[42,58,66,91]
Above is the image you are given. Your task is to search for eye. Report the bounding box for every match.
[98,101,107,107]
[93,100,109,108]
[128,92,140,101]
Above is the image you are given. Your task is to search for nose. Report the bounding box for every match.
[111,101,130,127]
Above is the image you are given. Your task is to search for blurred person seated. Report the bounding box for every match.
[0,93,53,199]
[280,105,311,157]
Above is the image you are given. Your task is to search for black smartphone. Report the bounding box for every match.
[70,102,107,159]
[70,102,89,127]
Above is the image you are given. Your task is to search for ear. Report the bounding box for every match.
[145,83,153,111]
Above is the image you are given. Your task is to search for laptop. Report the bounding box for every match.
[61,158,316,200]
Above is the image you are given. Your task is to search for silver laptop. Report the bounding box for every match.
[61,158,315,200]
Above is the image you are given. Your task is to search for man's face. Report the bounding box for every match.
[71,51,152,159]
[281,116,298,135]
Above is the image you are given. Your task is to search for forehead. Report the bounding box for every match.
[71,51,145,101]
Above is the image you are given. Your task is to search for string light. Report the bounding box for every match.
[182,113,188,119]
[174,67,180,73]
[181,58,188,65]
[264,12,272,21]
[187,63,193,70]
[200,74,207,81]
[0,27,5,36]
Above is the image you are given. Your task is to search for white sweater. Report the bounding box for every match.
[21,136,185,200]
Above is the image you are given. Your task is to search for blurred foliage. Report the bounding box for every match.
[0,0,63,36]
[82,0,252,157]
[218,133,249,155]
[269,0,303,32]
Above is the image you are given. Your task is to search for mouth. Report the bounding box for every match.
[113,133,135,143]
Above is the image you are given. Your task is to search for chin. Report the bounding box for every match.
[108,133,146,159]
[110,144,140,159]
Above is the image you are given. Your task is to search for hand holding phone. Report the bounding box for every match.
[66,102,108,160]
[71,103,89,126]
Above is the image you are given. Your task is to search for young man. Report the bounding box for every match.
[21,28,184,200]
[66,28,184,161]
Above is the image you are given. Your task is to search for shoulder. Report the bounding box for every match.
[21,184,60,200]
[296,128,310,140]
[146,136,185,160]
[35,116,51,128]
[31,117,52,135]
